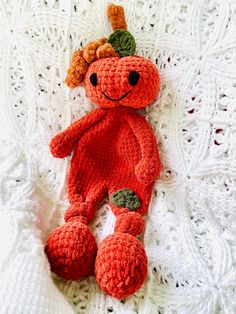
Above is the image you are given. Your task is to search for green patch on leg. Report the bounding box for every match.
[109,188,140,210]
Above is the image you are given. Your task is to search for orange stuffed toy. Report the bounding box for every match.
[45,4,162,299]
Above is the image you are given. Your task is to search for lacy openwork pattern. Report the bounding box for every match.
[0,0,235,313]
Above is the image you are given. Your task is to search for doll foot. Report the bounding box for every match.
[114,212,145,236]
[45,221,97,280]
[95,232,148,299]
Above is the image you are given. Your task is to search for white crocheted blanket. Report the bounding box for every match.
[0,1,235,313]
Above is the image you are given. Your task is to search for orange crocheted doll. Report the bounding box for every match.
[45,4,162,299]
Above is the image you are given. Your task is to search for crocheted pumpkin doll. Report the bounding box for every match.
[45,4,162,299]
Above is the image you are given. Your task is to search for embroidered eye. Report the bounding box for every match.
[128,71,139,86]
[90,73,97,86]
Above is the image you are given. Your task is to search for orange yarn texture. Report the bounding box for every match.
[45,221,97,280]
[83,38,107,64]
[45,4,162,300]
[107,4,127,30]
[65,50,88,88]
[65,38,120,88]
[95,233,148,299]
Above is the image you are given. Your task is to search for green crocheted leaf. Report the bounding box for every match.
[110,188,140,210]
[107,29,136,57]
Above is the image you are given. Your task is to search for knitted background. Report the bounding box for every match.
[0,0,236,313]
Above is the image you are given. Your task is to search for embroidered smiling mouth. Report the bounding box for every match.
[103,90,131,101]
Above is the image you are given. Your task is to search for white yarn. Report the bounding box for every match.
[0,0,235,313]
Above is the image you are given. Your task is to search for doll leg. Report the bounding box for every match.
[45,164,107,281]
[95,175,153,299]
[66,176,107,225]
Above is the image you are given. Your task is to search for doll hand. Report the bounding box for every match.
[135,158,161,185]
[50,133,74,158]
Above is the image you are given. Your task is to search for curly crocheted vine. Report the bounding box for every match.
[45,3,162,300]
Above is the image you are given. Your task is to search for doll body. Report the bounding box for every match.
[51,106,161,223]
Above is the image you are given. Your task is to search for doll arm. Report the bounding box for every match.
[125,113,162,185]
[50,108,106,158]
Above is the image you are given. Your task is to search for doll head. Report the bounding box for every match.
[65,4,160,109]
[84,56,159,109]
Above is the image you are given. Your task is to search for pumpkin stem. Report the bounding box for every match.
[107,4,127,31]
